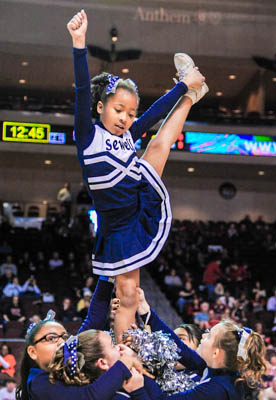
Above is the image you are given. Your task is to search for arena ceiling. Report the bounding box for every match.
[1,0,276,118]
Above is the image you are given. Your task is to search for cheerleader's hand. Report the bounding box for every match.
[137,288,150,315]
[119,343,136,358]
[122,323,137,347]
[123,367,144,393]
[110,298,120,319]
[120,348,154,379]
[67,9,87,48]
[120,353,143,374]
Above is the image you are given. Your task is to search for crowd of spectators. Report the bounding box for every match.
[1,211,276,395]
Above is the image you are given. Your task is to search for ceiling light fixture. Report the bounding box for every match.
[187,167,195,173]
[258,170,265,176]
[110,27,118,42]
[229,74,236,80]
[19,79,26,84]
[216,91,223,96]
[21,61,29,67]
[44,160,52,165]
[122,68,129,73]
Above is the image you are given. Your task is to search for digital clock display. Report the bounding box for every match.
[3,121,50,143]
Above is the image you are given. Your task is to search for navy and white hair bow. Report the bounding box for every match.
[105,74,139,96]
[64,335,78,376]
[27,309,56,335]
[237,326,251,361]
[106,75,120,94]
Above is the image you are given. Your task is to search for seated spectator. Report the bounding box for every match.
[0,256,17,276]
[2,276,22,297]
[3,295,26,323]
[20,275,41,298]
[193,301,210,329]
[28,314,41,325]
[267,288,276,312]
[252,280,266,299]
[48,251,64,271]
[76,182,91,205]
[213,297,226,317]
[220,306,234,321]
[227,263,249,297]
[78,298,90,321]
[0,343,16,382]
[213,281,224,299]
[164,268,183,301]
[186,295,201,323]
[77,288,92,314]
[58,297,80,322]
[255,322,268,342]
[218,289,236,309]
[164,268,183,287]
[259,376,276,400]
[0,269,14,291]
[207,309,220,328]
[266,354,276,382]
[202,257,225,301]
[0,378,16,400]
[231,292,249,323]
[176,281,196,314]
[82,275,95,293]
[251,292,266,316]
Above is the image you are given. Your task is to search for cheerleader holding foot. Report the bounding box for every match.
[67,10,208,341]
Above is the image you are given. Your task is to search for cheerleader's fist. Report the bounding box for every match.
[123,367,144,393]
[110,298,120,319]
[136,288,150,315]
[67,9,87,47]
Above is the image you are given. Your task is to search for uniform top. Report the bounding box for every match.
[73,47,188,214]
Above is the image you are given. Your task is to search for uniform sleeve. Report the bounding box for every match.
[73,47,95,151]
[112,388,152,400]
[137,377,229,400]
[30,361,131,400]
[161,380,228,400]
[141,309,206,375]
[78,279,114,332]
[129,82,188,143]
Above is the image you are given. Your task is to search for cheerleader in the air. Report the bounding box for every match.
[67,9,208,340]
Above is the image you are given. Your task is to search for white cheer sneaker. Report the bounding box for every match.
[174,52,209,105]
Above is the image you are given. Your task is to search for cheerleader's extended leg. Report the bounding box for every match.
[114,268,140,342]
[114,97,193,342]
[141,95,193,178]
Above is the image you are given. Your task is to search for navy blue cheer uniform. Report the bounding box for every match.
[73,47,188,277]
[27,280,133,400]
[122,309,245,400]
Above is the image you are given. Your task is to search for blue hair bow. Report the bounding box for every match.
[64,335,78,376]
[106,75,120,94]
[237,326,252,360]
[105,74,139,96]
